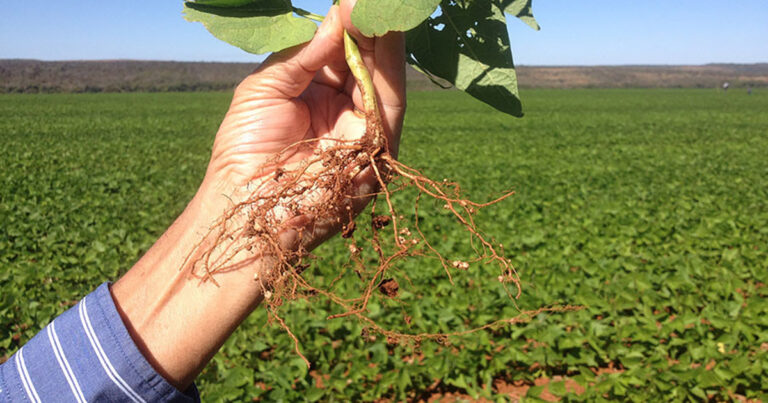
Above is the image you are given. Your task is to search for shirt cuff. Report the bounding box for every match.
[0,282,200,402]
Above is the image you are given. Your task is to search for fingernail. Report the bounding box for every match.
[278,228,300,251]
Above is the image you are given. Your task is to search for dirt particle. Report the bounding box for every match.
[341,221,356,238]
[379,278,399,297]
[360,328,376,342]
[273,168,284,181]
[372,215,390,229]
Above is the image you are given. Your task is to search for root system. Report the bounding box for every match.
[183,30,576,367]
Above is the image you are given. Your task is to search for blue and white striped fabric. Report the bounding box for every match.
[0,283,199,402]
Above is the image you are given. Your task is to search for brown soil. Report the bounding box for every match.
[379,278,400,298]
[415,366,625,402]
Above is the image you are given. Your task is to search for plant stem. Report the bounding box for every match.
[343,30,384,148]
[292,7,325,22]
[292,5,385,148]
[293,8,380,132]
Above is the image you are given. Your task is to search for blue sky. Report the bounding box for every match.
[1,0,766,65]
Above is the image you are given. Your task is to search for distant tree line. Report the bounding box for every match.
[0,60,253,94]
[2,60,767,94]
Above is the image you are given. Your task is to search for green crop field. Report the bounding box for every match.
[1,89,767,401]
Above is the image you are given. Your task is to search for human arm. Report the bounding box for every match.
[110,0,405,391]
[0,1,404,400]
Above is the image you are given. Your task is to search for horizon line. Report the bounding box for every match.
[2,58,767,68]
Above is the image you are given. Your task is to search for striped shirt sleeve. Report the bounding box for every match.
[0,283,200,402]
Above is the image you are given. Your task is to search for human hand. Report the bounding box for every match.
[201,1,406,246]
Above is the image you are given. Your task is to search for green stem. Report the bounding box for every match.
[343,30,383,147]
[292,7,325,22]
[291,9,383,147]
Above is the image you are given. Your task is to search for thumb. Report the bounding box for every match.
[239,6,344,99]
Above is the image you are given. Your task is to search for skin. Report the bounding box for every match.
[110,0,405,391]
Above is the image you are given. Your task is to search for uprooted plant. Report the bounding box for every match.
[183,0,576,365]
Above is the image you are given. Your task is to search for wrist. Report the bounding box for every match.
[111,177,274,389]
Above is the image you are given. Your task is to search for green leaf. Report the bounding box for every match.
[305,387,325,402]
[549,380,566,396]
[193,0,255,7]
[500,0,540,30]
[406,0,523,116]
[351,0,441,36]
[183,0,317,55]
[397,369,412,390]
[526,384,544,397]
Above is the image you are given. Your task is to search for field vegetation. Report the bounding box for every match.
[1,89,766,401]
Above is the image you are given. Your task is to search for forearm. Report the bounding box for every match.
[110,178,269,390]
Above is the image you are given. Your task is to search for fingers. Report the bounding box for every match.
[339,0,375,52]
[373,31,406,155]
[238,6,345,99]
[339,0,406,155]
[292,6,344,81]
[311,64,349,91]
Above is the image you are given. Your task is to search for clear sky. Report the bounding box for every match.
[1,0,766,66]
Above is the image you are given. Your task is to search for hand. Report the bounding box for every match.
[204,0,405,197]
[200,0,405,252]
[111,0,406,391]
